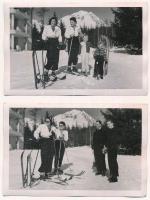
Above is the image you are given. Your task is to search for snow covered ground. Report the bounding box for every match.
[10,50,142,89]
[9,146,141,191]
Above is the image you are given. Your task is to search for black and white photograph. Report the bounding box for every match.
[3,104,147,196]
[4,1,147,95]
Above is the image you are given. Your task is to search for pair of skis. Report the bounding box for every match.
[21,150,32,188]
[20,149,85,188]
[43,170,85,185]
[32,50,67,89]
[21,150,40,188]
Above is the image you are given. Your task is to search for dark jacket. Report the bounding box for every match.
[105,127,119,149]
[92,129,106,150]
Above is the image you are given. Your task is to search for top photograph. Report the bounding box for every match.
[4,2,148,95]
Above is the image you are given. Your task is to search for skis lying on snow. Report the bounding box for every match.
[45,170,85,185]
[44,174,72,185]
[66,70,81,76]
[64,170,85,177]
[43,72,66,88]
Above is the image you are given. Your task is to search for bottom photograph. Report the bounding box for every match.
[4,106,147,196]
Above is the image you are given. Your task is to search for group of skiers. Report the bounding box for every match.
[92,120,119,183]
[32,114,119,183]
[41,16,108,82]
[33,117,68,180]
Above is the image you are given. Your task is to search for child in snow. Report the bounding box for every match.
[80,34,92,76]
[93,39,107,79]
[54,121,68,174]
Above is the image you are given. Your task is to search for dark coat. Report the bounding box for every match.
[92,129,106,150]
[104,127,119,149]
[104,127,119,177]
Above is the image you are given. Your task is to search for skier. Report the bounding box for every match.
[105,120,119,182]
[34,117,57,179]
[54,121,68,174]
[65,17,82,73]
[92,120,106,176]
[42,16,62,82]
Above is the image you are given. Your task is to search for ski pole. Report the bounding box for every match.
[30,149,40,180]
[21,150,25,187]
[53,138,61,176]
[63,141,73,172]
[27,150,33,186]
[68,37,73,68]
[57,139,62,177]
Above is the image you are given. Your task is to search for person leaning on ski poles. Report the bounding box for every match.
[65,17,83,73]
[42,16,62,82]
[53,121,68,175]
[34,117,57,180]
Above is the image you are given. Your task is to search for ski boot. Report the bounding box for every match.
[49,71,57,82]
[43,71,49,82]
[40,172,47,180]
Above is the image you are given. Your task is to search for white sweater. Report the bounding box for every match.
[42,25,62,42]
[65,25,81,39]
[55,129,68,142]
[34,124,56,139]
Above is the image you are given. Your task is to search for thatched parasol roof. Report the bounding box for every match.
[60,10,106,30]
[54,109,96,129]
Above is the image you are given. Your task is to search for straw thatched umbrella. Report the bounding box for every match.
[54,109,96,146]
[61,10,106,29]
[54,109,96,129]
[60,10,107,45]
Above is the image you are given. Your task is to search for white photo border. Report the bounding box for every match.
[3,0,148,96]
[3,102,148,197]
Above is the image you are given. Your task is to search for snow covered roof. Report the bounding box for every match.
[60,10,106,29]
[54,109,96,129]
